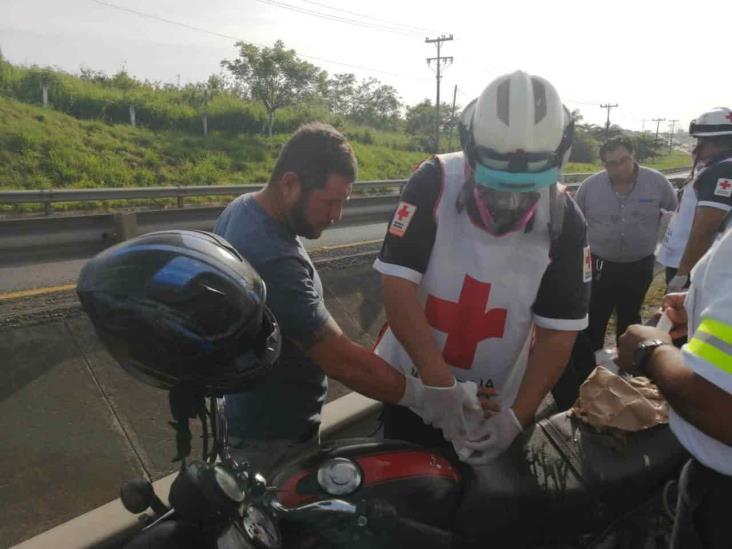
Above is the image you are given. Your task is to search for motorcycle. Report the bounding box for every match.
[120,385,688,549]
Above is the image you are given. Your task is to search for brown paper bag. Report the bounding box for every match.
[570,366,668,432]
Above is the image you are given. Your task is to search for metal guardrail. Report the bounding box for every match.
[0,195,400,263]
[0,181,403,215]
[0,169,689,264]
[0,167,688,213]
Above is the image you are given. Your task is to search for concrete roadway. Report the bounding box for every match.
[0,222,389,296]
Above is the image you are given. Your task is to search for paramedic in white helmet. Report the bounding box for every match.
[666,107,732,292]
[373,71,590,464]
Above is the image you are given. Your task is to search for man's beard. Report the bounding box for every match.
[285,191,321,239]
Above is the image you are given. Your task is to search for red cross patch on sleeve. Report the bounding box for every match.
[714,178,732,198]
[389,201,417,237]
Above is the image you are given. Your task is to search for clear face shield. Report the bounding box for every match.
[464,163,542,236]
[471,181,541,236]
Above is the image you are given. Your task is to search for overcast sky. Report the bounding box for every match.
[1,0,730,132]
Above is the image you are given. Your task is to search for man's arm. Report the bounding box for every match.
[676,206,727,276]
[647,345,732,446]
[618,325,732,446]
[660,175,679,212]
[300,317,410,405]
[512,327,577,426]
[258,255,417,407]
[381,275,453,387]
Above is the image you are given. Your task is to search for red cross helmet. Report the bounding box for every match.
[689,107,732,137]
[458,70,574,192]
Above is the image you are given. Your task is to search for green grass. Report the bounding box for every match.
[0,94,690,215]
[0,96,427,213]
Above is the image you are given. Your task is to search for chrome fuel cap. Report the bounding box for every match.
[316,457,362,496]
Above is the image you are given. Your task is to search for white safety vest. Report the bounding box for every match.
[657,181,696,268]
[374,152,554,407]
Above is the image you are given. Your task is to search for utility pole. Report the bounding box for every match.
[651,118,666,144]
[600,103,618,139]
[668,119,679,151]
[447,85,458,151]
[426,34,453,154]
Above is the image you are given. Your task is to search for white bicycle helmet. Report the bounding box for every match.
[459,70,573,191]
[689,107,732,137]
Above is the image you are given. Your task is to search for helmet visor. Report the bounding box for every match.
[474,163,559,191]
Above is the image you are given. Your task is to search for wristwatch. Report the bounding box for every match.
[632,339,666,376]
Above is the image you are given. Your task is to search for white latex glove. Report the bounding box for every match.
[667,274,689,293]
[455,408,523,465]
[397,375,424,410]
[420,380,482,441]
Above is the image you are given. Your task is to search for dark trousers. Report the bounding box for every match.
[671,458,732,548]
[586,254,655,351]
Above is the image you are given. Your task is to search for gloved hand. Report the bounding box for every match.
[420,380,482,441]
[667,274,689,293]
[397,375,424,410]
[454,407,523,465]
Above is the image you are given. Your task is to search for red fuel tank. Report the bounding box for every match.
[270,438,463,530]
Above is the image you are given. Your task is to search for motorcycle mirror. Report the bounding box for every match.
[121,478,169,516]
[120,479,155,514]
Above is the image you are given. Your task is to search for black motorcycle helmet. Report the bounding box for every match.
[77,230,281,394]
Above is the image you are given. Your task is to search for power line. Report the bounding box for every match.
[301,0,444,35]
[252,0,425,37]
[426,34,453,153]
[89,0,430,81]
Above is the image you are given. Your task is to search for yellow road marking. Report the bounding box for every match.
[0,240,385,299]
[320,238,383,251]
[0,283,77,301]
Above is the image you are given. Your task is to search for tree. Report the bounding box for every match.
[350,77,402,130]
[631,133,664,161]
[221,40,324,136]
[326,73,357,117]
[405,99,456,152]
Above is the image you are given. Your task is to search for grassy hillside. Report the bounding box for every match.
[0,96,426,192]
[0,95,690,214]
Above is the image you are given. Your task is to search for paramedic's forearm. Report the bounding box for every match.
[382,275,453,387]
[512,327,576,427]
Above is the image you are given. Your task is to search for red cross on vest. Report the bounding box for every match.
[726,111,732,123]
[720,180,732,191]
[396,204,411,221]
[425,275,508,369]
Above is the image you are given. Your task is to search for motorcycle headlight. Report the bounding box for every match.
[214,464,245,503]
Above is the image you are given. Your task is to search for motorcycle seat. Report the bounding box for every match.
[452,411,688,547]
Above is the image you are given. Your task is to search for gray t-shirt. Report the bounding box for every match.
[213,194,330,441]
[575,166,678,262]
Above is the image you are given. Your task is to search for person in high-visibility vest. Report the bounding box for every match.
[618,212,732,547]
